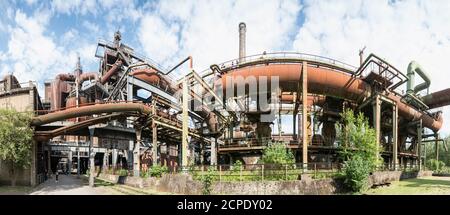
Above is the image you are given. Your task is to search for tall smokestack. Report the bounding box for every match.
[239,22,246,63]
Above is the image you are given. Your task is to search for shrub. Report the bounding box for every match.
[201,167,216,195]
[342,155,372,192]
[149,165,169,177]
[336,109,380,193]
[118,169,128,176]
[426,159,446,172]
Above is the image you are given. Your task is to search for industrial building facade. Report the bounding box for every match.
[0,23,447,186]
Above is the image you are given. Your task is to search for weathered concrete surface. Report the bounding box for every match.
[211,179,342,195]
[98,173,203,194]
[369,170,433,186]
[97,170,432,195]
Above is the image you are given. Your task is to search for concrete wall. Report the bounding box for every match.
[98,170,432,195]
[0,93,33,112]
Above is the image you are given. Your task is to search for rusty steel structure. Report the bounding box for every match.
[24,23,450,185]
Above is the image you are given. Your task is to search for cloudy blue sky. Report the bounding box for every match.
[1,0,450,135]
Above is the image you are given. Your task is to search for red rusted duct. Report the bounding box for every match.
[130,68,177,93]
[77,72,99,85]
[51,73,76,110]
[31,103,151,126]
[421,88,450,109]
[100,60,123,84]
[218,63,442,132]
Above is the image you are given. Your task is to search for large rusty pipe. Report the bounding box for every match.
[100,60,123,84]
[421,88,450,109]
[218,63,442,132]
[51,73,76,110]
[31,103,151,126]
[77,72,99,85]
[130,68,177,93]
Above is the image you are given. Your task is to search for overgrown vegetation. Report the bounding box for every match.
[261,142,295,165]
[0,108,34,186]
[200,167,216,195]
[426,159,446,173]
[335,109,380,193]
[140,165,169,178]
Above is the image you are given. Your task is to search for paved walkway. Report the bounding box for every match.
[30,175,115,195]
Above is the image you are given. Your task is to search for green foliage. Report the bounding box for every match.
[261,142,295,165]
[0,109,34,186]
[426,159,446,173]
[118,169,128,176]
[342,155,372,192]
[200,167,216,195]
[335,109,381,169]
[336,109,380,192]
[149,164,169,177]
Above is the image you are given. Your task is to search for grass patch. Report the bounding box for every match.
[365,176,450,195]
[0,186,33,195]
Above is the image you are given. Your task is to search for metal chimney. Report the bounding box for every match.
[239,22,246,63]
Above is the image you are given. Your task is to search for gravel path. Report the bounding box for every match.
[30,175,116,195]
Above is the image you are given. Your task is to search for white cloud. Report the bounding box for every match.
[25,0,38,6]
[82,20,99,34]
[52,0,97,15]
[293,0,450,135]
[137,0,302,76]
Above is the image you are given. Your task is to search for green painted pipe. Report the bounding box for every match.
[407,61,430,94]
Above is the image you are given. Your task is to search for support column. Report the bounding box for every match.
[68,150,73,175]
[30,141,37,186]
[89,129,95,187]
[210,138,217,165]
[134,128,142,177]
[181,77,189,168]
[152,121,158,166]
[103,150,108,170]
[112,149,118,169]
[302,61,308,170]
[373,95,381,161]
[435,133,439,161]
[47,143,52,178]
[417,120,423,170]
[392,104,398,170]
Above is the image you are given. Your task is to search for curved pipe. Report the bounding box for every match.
[34,113,125,141]
[421,88,450,109]
[31,103,151,126]
[407,61,430,94]
[77,72,99,86]
[100,60,123,84]
[130,68,177,93]
[51,73,76,110]
[217,63,442,132]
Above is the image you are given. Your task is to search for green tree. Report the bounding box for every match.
[261,142,295,165]
[0,108,34,186]
[335,109,381,192]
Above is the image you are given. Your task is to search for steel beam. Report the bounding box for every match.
[302,61,308,170]
[181,77,189,168]
[373,94,381,161]
[152,121,158,166]
[417,120,423,170]
[392,103,398,170]
[134,128,142,177]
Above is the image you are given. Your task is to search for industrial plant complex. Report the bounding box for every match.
[0,21,449,191]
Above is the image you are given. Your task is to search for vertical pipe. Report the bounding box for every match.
[417,120,423,170]
[134,129,142,177]
[181,77,189,168]
[392,104,398,170]
[210,138,217,165]
[302,61,308,170]
[152,121,158,166]
[435,133,439,161]
[373,95,381,162]
[88,129,95,187]
[239,22,246,63]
